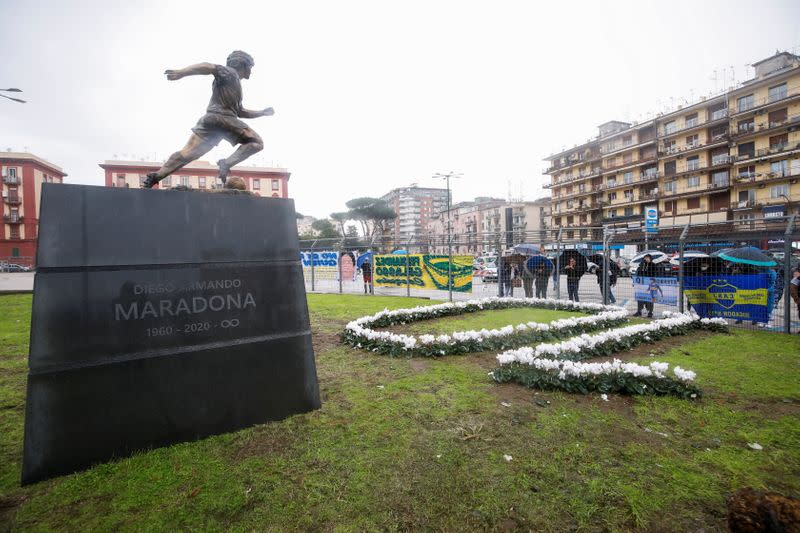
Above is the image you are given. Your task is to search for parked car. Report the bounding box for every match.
[481,266,498,283]
[629,256,672,277]
[667,251,711,274]
[615,257,631,277]
[0,263,31,272]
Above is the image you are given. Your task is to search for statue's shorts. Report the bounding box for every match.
[192,112,252,146]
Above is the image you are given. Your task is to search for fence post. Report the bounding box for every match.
[602,229,610,305]
[678,223,690,313]
[447,229,453,302]
[337,239,344,294]
[405,236,412,298]
[555,228,562,299]
[310,239,318,292]
[495,234,502,297]
[369,236,376,295]
[784,214,796,334]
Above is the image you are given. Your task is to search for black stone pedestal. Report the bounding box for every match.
[21,184,320,485]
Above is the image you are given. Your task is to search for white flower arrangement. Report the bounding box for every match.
[342,297,627,357]
[495,313,725,365]
[490,312,725,398]
[503,357,695,383]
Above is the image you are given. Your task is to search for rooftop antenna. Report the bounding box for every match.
[710,69,719,93]
[0,88,25,104]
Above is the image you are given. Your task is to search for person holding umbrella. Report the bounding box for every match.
[531,256,554,299]
[633,254,657,317]
[520,256,535,298]
[594,258,619,304]
[498,255,518,297]
[565,257,582,302]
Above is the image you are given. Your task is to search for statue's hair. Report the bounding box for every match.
[226,50,255,70]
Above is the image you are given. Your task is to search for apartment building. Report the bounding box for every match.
[728,53,800,223]
[381,185,449,240]
[544,51,800,239]
[0,152,67,265]
[426,197,504,253]
[426,197,550,254]
[100,160,291,198]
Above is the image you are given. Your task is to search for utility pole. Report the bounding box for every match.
[433,172,462,301]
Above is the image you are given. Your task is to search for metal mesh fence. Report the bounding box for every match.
[299,215,800,334]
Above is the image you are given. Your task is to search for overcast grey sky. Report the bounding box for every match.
[2,0,799,218]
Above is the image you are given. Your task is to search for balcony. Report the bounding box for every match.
[3,215,23,224]
[710,108,728,121]
[735,168,800,185]
[659,110,728,138]
[730,200,758,210]
[663,157,731,179]
[659,136,729,158]
[733,115,800,140]
[547,167,603,188]
[599,136,657,157]
[734,142,800,164]
[602,213,644,223]
[2,174,19,185]
[637,191,660,202]
[730,88,800,116]
[603,154,657,173]
[3,195,22,205]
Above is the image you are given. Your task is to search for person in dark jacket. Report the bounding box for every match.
[499,257,517,297]
[521,258,535,298]
[564,257,582,302]
[360,259,373,294]
[595,261,618,304]
[633,254,657,317]
[534,263,551,299]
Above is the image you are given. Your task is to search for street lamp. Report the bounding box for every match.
[1,88,26,104]
[433,171,462,302]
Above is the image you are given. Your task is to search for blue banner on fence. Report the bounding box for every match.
[632,276,678,306]
[684,274,770,323]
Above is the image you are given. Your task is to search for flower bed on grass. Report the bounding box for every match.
[492,358,702,398]
[342,297,627,357]
[490,313,728,398]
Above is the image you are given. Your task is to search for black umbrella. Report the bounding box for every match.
[526,255,554,272]
[587,254,621,275]
[683,256,728,276]
[558,249,588,274]
[718,247,777,268]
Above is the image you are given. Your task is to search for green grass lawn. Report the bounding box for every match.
[1,293,798,531]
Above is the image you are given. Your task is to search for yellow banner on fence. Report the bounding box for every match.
[684,288,768,306]
[373,254,473,292]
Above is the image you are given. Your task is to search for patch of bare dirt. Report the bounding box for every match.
[230,423,300,461]
[409,359,429,373]
[714,393,800,419]
[311,330,341,356]
[0,493,27,531]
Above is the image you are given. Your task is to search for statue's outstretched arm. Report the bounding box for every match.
[239,107,274,119]
[164,63,217,80]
